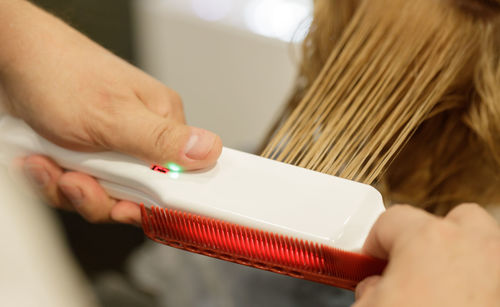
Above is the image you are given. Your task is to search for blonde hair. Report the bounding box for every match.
[263,0,500,214]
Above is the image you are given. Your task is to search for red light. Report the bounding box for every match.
[151,164,170,174]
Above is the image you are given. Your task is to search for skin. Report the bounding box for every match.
[354,203,500,307]
[0,0,222,225]
[1,2,499,305]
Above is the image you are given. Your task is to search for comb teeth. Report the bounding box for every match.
[141,205,386,290]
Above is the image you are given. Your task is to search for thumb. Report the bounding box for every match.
[104,107,222,170]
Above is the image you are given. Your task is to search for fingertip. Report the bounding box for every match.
[154,129,223,172]
[209,134,223,161]
[183,127,219,159]
[110,110,222,171]
[177,128,223,171]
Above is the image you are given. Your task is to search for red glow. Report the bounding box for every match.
[140,204,387,291]
[151,164,170,174]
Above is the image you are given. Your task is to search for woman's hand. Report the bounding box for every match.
[0,1,222,225]
[354,203,500,307]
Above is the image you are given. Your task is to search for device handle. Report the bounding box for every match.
[0,115,164,206]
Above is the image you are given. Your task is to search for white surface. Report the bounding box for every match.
[132,0,311,152]
[0,159,98,307]
[0,116,385,251]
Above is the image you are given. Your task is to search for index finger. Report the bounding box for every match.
[362,204,435,259]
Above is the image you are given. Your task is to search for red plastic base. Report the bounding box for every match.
[141,204,386,291]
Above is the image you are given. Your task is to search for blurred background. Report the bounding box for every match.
[2,0,353,306]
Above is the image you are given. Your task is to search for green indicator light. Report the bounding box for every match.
[165,162,183,172]
[168,171,180,180]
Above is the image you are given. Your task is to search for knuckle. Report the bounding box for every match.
[166,89,185,114]
[166,88,183,106]
[447,203,483,219]
[455,202,482,212]
[154,101,175,119]
[148,88,183,119]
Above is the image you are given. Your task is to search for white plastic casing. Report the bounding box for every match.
[0,116,385,251]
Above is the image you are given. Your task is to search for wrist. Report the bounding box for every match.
[0,1,67,79]
[0,0,28,73]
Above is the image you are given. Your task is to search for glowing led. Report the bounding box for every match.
[165,162,183,172]
[168,171,180,180]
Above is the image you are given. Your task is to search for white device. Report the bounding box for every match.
[0,116,385,251]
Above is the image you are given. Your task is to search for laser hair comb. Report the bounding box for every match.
[0,115,386,290]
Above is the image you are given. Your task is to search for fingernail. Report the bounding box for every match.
[59,184,83,206]
[184,128,216,160]
[24,163,50,188]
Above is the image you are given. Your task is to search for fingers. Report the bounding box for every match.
[362,204,435,259]
[105,106,223,171]
[363,203,498,261]
[57,172,117,223]
[57,172,141,225]
[23,155,141,225]
[23,155,72,210]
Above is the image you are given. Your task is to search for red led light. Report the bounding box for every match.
[151,164,170,174]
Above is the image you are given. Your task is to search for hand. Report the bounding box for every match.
[0,1,222,225]
[353,204,500,307]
